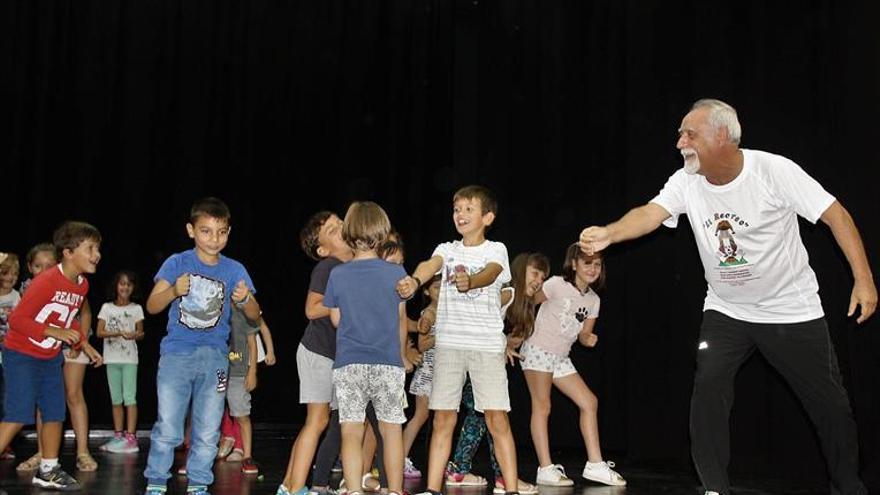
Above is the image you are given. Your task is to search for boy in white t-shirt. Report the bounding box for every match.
[398,185,520,495]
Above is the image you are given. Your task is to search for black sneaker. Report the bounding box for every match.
[32,465,82,491]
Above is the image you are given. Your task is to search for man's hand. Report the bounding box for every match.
[579,226,612,255]
[849,279,878,324]
[174,274,191,297]
[265,350,276,366]
[245,371,257,392]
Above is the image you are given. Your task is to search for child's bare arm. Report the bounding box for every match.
[245,332,258,391]
[454,262,503,292]
[95,318,116,338]
[258,317,276,365]
[329,307,341,328]
[146,275,190,315]
[578,318,598,348]
[399,302,413,371]
[417,332,435,353]
[305,291,331,320]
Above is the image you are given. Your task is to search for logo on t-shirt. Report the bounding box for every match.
[178,274,225,330]
[711,218,748,267]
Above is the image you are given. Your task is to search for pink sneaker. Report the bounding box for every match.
[403,457,421,479]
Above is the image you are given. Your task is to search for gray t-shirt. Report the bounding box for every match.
[229,309,260,377]
[300,257,343,359]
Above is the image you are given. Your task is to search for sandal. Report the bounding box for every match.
[445,471,488,486]
[16,452,41,471]
[76,452,98,472]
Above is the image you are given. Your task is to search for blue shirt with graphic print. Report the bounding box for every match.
[323,258,406,369]
[155,249,255,355]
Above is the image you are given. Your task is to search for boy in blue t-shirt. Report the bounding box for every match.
[323,201,409,495]
[144,198,260,495]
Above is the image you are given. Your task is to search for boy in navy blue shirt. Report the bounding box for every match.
[324,201,409,495]
[144,198,260,495]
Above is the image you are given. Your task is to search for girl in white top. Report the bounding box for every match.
[96,271,145,454]
[521,243,625,487]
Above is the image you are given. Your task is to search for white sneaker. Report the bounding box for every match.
[582,461,626,486]
[535,464,574,486]
[704,492,721,495]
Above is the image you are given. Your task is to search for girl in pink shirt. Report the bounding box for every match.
[522,243,625,487]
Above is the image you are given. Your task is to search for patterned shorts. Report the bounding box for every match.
[409,348,435,397]
[333,364,407,424]
[520,341,577,378]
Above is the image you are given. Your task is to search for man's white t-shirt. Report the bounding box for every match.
[432,240,511,352]
[650,148,836,323]
[98,302,145,364]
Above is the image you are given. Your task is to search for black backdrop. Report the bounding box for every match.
[3,0,879,490]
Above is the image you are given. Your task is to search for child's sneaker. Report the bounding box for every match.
[186,484,210,495]
[145,483,167,494]
[403,457,421,479]
[32,465,81,490]
[308,486,338,495]
[582,460,626,486]
[100,432,125,451]
[109,432,140,454]
[493,477,538,494]
[536,464,574,486]
[241,457,259,474]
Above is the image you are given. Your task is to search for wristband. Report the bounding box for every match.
[411,275,422,287]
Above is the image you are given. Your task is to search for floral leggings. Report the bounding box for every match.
[448,378,501,478]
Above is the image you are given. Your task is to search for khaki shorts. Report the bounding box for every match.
[429,348,510,412]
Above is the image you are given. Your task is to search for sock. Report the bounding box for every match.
[40,457,59,473]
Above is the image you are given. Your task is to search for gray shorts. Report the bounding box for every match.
[226,376,251,417]
[332,364,406,424]
[429,348,510,412]
[297,343,336,407]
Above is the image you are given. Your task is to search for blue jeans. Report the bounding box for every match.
[144,346,228,487]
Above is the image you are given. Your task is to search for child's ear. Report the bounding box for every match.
[482,211,496,226]
[316,245,330,258]
[186,223,195,239]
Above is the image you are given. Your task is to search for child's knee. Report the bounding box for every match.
[484,411,510,434]
[532,400,551,417]
[433,410,457,432]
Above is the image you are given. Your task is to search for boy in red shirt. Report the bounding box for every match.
[0,221,102,491]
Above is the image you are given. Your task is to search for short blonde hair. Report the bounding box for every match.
[0,253,20,276]
[342,201,391,251]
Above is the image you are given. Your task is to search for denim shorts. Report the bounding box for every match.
[3,349,66,423]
